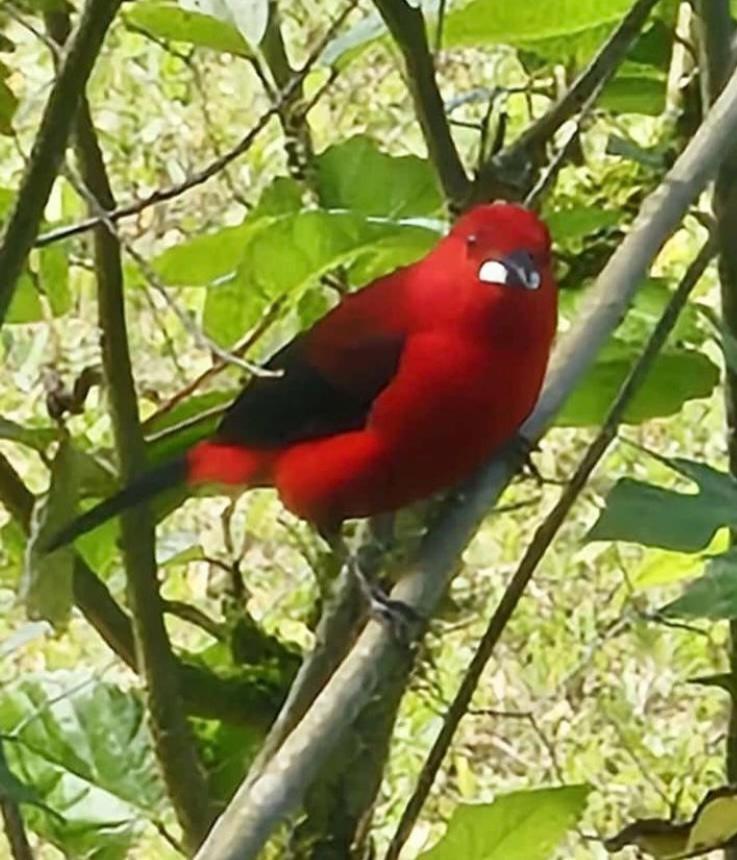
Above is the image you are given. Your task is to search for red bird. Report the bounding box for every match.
[45,202,557,552]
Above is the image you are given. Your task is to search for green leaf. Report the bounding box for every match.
[546,206,622,243]
[0,418,56,452]
[203,210,439,345]
[316,135,443,218]
[221,0,269,47]
[124,1,251,56]
[444,0,637,62]
[0,672,166,859]
[0,73,17,136]
[150,177,302,287]
[556,346,719,426]
[419,785,591,860]
[6,272,43,324]
[38,244,71,316]
[600,75,665,115]
[661,550,737,620]
[588,456,737,552]
[22,439,79,627]
[631,530,728,589]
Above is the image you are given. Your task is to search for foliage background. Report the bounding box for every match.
[0,0,734,857]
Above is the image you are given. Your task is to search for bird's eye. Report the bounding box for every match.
[466,234,478,248]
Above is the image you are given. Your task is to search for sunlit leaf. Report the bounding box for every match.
[125,0,251,54]
[419,785,591,860]
[661,549,737,620]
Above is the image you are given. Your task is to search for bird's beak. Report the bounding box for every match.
[478,250,541,290]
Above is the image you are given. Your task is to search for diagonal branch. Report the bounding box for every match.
[470,0,660,203]
[0,0,123,326]
[385,234,718,859]
[192,53,737,860]
[372,0,469,207]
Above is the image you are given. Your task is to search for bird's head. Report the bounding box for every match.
[450,202,554,297]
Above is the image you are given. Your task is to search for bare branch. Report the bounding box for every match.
[372,0,469,207]
[0,0,123,325]
[471,0,660,202]
[34,0,359,250]
[192,56,737,860]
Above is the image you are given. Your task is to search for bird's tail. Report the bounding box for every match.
[42,457,187,553]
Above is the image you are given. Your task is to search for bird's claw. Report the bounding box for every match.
[347,556,423,644]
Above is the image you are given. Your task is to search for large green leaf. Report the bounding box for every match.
[443,0,637,61]
[662,550,737,620]
[600,74,666,116]
[588,456,737,552]
[150,177,303,288]
[419,785,591,860]
[124,1,251,56]
[203,210,438,344]
[0,672,166,859]
[316,135,443,218]
[546,206,622,244]
[555,344,719,426]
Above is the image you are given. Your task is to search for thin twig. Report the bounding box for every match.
[0,0,123,324]
[34,0,359,250]
[372,0,468,207]
[384,236,718,858]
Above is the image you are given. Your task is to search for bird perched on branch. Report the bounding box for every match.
[44,202,557,569]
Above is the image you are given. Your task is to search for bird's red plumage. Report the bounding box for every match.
[186,202,557,531]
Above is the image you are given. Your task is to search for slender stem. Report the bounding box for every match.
[372,0,468,207]
[385,236,718,859]
[0,0,122,324]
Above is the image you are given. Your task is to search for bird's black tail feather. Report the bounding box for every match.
[42,457,188,553]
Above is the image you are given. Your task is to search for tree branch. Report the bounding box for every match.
[470,0,660,203]
[192,55,737,860]
[41,11,211,845]
[34,0,359,250]
[0,0,122,325]
[372,0,468,207]
[386,234,718,859]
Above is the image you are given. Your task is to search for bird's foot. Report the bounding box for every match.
[347,556,423,644]
[513,436,565,487]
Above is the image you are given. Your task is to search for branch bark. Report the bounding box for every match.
[470,0,660,203]
[0,0,122,325]
[372,0,468,208]
[192,54,737,860]
[43,11,211,846]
